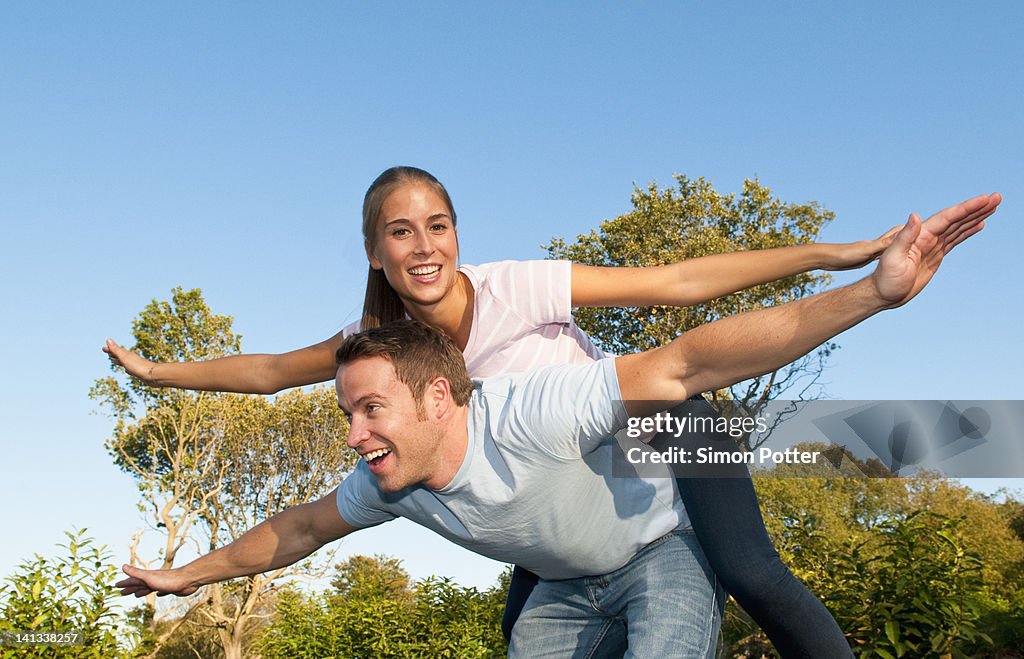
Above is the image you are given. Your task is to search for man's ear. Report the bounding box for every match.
[426,376,452,419]
[365,240,383,271]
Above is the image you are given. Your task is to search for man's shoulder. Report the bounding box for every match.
[470,358,625,458]
[473,358,614,404]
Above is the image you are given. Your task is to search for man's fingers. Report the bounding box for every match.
[123,587,151,597]
[118,567,155,595]
[945,221,986,254]
[935,197,998,247]
[117,582,153,597]
[117,573,147,595]
[952,193,1000,228]
[926,193,996,233]
[893,213,922,252]
[949,196,999,231]
[943,215,987,250]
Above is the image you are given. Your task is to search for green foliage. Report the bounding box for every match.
[256,556,508,658]
[825,511,990,658]
[91,287,354,658]
[124,590,279,659]
[973,588,1024,657]
[546,174,836,406]
[0,529,126,658]
[331,554,412,601]
[90,287,242,479]
[722,470,1024,658]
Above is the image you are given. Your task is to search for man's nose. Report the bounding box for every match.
[346,420,369,449]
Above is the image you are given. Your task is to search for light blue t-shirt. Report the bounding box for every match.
[336,358,688,580]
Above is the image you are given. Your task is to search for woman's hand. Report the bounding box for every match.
[821,226,902,271]
[103,339,159,386]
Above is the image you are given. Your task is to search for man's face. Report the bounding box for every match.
[336,356,445,493]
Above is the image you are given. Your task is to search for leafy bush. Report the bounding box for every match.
[0,529,125,658]
[824,511,989,658]
[256,556,508,658]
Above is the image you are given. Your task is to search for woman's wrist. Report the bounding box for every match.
[817,242,846,269]
[146,362,169,387]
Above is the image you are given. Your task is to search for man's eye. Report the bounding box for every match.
[366,404,381,414]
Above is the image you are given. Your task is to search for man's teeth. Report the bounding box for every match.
[364,448,391,462]
[409,265,441,276]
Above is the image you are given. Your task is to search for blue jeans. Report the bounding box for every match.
[508,530,724,658]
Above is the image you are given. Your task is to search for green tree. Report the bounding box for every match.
[91,288,354,659]
[331,554,413,602]
[546,174,836,413]
[0,529,125,658]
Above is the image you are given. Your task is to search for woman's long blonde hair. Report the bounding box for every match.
[360,166,458,330]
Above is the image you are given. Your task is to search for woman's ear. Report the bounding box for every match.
[365,239,383,270]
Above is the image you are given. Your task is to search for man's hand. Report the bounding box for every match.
[116,564,199,598]
[870,193,1001,308]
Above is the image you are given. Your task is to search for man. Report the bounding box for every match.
[117,193,1001,656]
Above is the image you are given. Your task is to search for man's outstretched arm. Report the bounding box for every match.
[616,193,1002,416]
[116,489,355,597]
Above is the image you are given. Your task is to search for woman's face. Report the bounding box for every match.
[366,182,460,310]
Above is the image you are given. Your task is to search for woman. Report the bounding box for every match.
[107,166,890,656]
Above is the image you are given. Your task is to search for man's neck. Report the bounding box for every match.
[422,405,472,490]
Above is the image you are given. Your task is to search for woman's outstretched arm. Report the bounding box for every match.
[570,226,902,308]
[102,329,346,394]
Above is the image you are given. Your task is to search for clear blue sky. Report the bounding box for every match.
[2,2,1021,590]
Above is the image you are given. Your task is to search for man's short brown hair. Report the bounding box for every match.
[336,320,474,406]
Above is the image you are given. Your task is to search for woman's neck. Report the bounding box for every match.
[404,271,475,352]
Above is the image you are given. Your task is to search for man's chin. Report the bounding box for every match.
[372,474,406,494]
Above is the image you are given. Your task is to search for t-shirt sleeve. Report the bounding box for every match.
[335,462,397,528]
[472,260,572,328]
[341,319,362,339]
[510,358,629,459]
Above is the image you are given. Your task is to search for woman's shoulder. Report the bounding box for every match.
[460,259,570,295]
[341,318,363,338]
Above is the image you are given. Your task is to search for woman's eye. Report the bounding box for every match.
[391,228,411,237]
[430,223,448,232]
